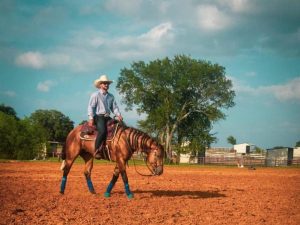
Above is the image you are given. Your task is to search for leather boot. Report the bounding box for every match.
[94,144,103,160]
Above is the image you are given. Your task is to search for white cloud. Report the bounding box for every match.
[3,90,16,97]
[37,23,174,71]
[15,51,45,69]
[196,4,231,31]
[140,22,173,42]
[37,80,55,92]
[100,22,174,60]
[264,77,300,102]
[112,22,173,49]
[15,51,70,69]
[231,76,300,102]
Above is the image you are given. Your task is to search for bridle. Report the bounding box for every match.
[124,133,161,177]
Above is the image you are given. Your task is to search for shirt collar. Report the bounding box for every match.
[99,89,107,95]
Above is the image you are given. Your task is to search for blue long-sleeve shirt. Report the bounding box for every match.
[87,89,121,120]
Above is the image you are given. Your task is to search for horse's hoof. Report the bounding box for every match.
[59,191,64,195]
[90,190,96,194]
[104,192,111,198]
[127,193,134,199]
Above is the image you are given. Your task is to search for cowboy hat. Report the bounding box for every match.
[94,75,113,88]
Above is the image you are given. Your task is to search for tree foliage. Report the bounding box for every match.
[227,135,237,145]
[0,103,18,120]
[295,141,300,147]
[0,112,47,160]
[254,146,265,154]
[117,55,235,158]
[0,106,75,160]
[29,109,74,142]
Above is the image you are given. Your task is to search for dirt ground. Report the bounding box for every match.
[0,161,299,225]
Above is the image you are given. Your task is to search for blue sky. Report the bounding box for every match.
[0,0,299,149]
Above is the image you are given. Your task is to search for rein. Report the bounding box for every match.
[122,127,156,177]
[131,154,155,177]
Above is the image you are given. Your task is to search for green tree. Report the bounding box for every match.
[254,146,265,154]
[117,55,235,158]
[14,118,48,160]
[295,141,300,147]
[0,103,18,120]
[227,135,237,145]
[0,112,48,160]
[0,112,19,158]
[29,110,74,142]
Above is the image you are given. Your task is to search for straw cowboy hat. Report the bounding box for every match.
[94,75,113,88]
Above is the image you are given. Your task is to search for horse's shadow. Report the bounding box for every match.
[130,189,226,199]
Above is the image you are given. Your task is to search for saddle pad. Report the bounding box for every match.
[79,120,119,141]
[80,122,96,140]
[79,132,96,141]
[80,122,96,134]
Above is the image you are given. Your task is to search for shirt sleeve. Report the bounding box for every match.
[87,93,97,120]
[110,95,121,116]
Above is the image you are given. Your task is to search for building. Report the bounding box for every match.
[266,147,294,166]
[293,147,300,158]
[48,141,63,158]
[234,143,255,154]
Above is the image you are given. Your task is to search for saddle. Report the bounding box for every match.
[80,119,120,160]
[79,119,119,141]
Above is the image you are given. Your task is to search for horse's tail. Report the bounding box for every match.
[60,143,66,171]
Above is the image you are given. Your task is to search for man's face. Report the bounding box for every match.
[100,82,110,92]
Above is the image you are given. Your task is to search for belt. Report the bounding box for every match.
[97,113,110,117]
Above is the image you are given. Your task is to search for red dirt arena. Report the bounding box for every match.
[0,161,299,225]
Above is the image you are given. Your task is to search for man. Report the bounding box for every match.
[87,74,123,159]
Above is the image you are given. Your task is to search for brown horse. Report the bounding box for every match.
[59,120,164,198]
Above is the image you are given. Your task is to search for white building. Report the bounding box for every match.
[234,143,255,154]
[293,147,300,158]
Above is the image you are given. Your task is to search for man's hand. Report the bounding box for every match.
[116,115,123,121]
[88,119,94,126]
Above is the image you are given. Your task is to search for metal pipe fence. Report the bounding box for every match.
[195,156,300,167]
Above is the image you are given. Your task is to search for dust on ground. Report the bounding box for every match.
[0,162,299,225]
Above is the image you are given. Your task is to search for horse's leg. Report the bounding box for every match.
[116,159,133,199]
[104,165,120,198]
[60,143,80,194]
[120,170,133,199]
[80,151,96,194]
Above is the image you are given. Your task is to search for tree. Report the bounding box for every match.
[117,55,235,159]
[0,103,18,120]
[295,141,300,147]
[0,112,19,158]
[227,136,237,145]
[0,112,47,160]
[14,118,48,160]
[29,110,74,142]
[254,146,265,154]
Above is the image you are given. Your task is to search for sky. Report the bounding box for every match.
[0,0,299,149]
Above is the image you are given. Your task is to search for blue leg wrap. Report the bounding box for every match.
[60,176,67,193]
[106,181,115,193]
[124,183,133,198]
[86,178,95,193]
[104,181,115,198]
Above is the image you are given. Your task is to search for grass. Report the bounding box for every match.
[1,157,299,169]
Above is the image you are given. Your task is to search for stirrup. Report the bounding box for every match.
[94,145,104,159]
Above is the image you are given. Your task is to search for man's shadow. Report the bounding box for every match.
[132,189,226,199]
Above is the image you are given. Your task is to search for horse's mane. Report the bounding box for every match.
[118,122,159,152]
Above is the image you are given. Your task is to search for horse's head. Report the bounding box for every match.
[146,143,164,176]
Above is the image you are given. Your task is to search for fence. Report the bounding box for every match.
[194,156,300,167]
